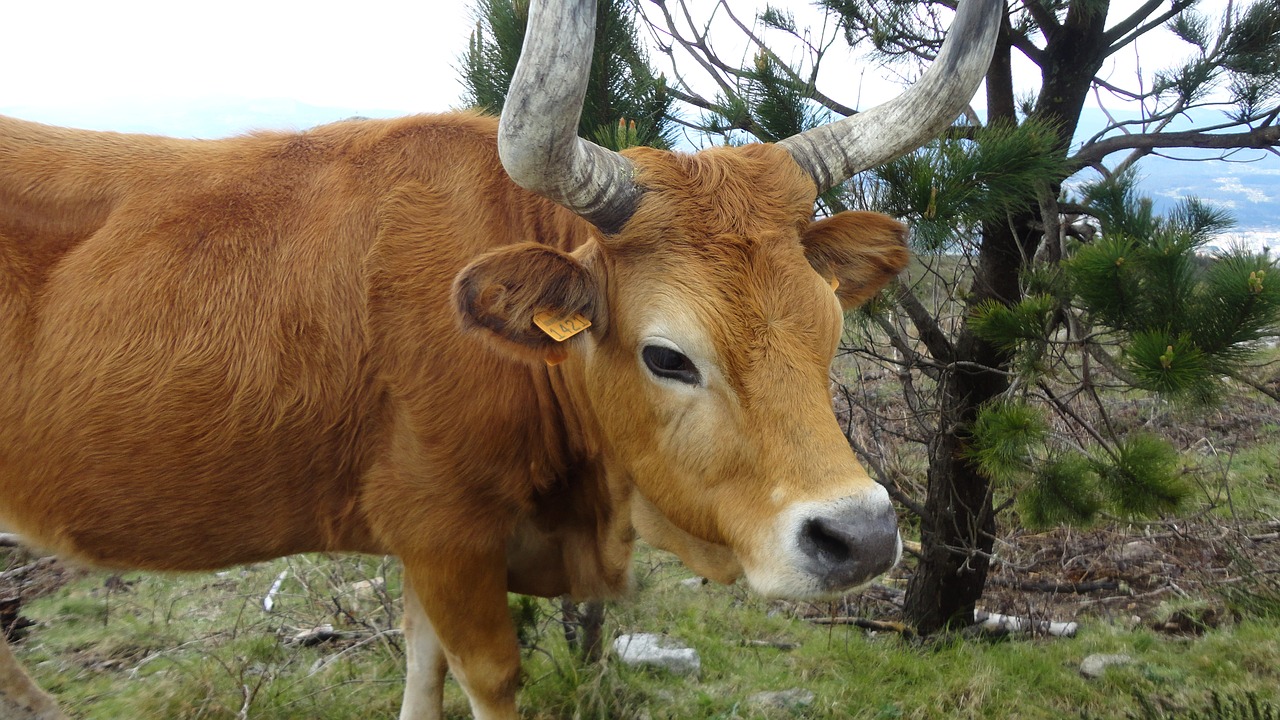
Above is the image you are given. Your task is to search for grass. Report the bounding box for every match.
[7,544,1280,720]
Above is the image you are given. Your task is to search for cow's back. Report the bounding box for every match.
[0,113,570,570]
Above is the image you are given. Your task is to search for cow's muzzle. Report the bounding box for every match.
[797,496,900,591]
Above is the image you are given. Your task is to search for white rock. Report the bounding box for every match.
[679,577,705,589]
[612,633,700,677]
[1119,541,1160,562]
[1080,653,1134,678]
[348,577,385,599]
[747,688,815,711]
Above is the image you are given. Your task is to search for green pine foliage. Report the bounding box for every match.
[462,0,528,116]
[461,0,675,150]
[1067,172,1280,401]
[1125,330,1211,398]
[874,121,1066,250]
[960,177,1277,528]
[1018,455,1102,529]
[745,53,826,143]
[1095,433,1186,518]
[965,400,1048,481]
[970,294,1057,376]
[966,402,1185,530]
[970,295,1057,353]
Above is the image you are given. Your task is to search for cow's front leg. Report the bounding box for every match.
[0,635,67,720]
[398,578,449,720]
[402,551,519,720]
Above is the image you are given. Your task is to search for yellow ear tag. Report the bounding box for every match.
[535,311,589,366]
[829,276,841,292]
[534,310,592,342]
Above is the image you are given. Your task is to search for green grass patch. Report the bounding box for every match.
[8,547,1280,719]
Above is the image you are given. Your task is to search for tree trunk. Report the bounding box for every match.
[904,213,1029,633]
[902,331,1003,633]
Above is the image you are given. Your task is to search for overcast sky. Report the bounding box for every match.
[1,0,475,134]
[0,0,1097,137]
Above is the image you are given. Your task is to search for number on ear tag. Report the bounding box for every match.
[534,310,592,342]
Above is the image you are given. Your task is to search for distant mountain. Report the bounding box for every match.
[0,98,413,140]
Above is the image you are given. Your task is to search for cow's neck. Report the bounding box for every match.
[505,340,635,600]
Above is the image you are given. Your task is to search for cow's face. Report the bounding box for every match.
[455,144,906,599]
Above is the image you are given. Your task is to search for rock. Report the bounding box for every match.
[1118,541,1160,562]
[679,577,706,589]
[349,577,385,599]
[746,688,815,711]
[1080,653,1134,678]
[612,633,700,677]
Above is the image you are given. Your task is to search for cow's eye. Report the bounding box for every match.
[642,345,700,385]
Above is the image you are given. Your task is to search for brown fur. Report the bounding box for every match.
[0,111,908,718]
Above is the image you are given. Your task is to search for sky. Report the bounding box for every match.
[1,0,475,133]
[1,0,1024,135]
[0,0,1215,134]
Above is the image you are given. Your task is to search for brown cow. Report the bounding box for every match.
[0,0,1000,718]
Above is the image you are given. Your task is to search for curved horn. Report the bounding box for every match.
[778,0,1004,193]
[498,0,642,235]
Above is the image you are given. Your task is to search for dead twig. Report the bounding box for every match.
[988,577,1121,594]
[808,616,915,638]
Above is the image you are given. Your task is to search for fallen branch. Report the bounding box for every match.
[0,557,57,584]
[262,570,288,612]
[975,610,1078,638]
[808,617,914,638]
[308,628,403,676]
[988,577,1121,594]
[0,534,22,548]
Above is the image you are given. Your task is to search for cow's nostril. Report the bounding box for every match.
[801,518,854,565]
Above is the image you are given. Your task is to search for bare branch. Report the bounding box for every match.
[1007,29,1047,66]
[1071,125,1280,170]
[1227,369,1280,404]
[715,0,858,117]
[1020,0,1061,37]
[645,0,741,104]
[1103,0,1189,50]
[894,281,955,362]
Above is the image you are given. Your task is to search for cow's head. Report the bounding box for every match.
[456,0,1000,599]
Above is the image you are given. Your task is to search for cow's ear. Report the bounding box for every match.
[453,242,602,363]
[801,211,910,310]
